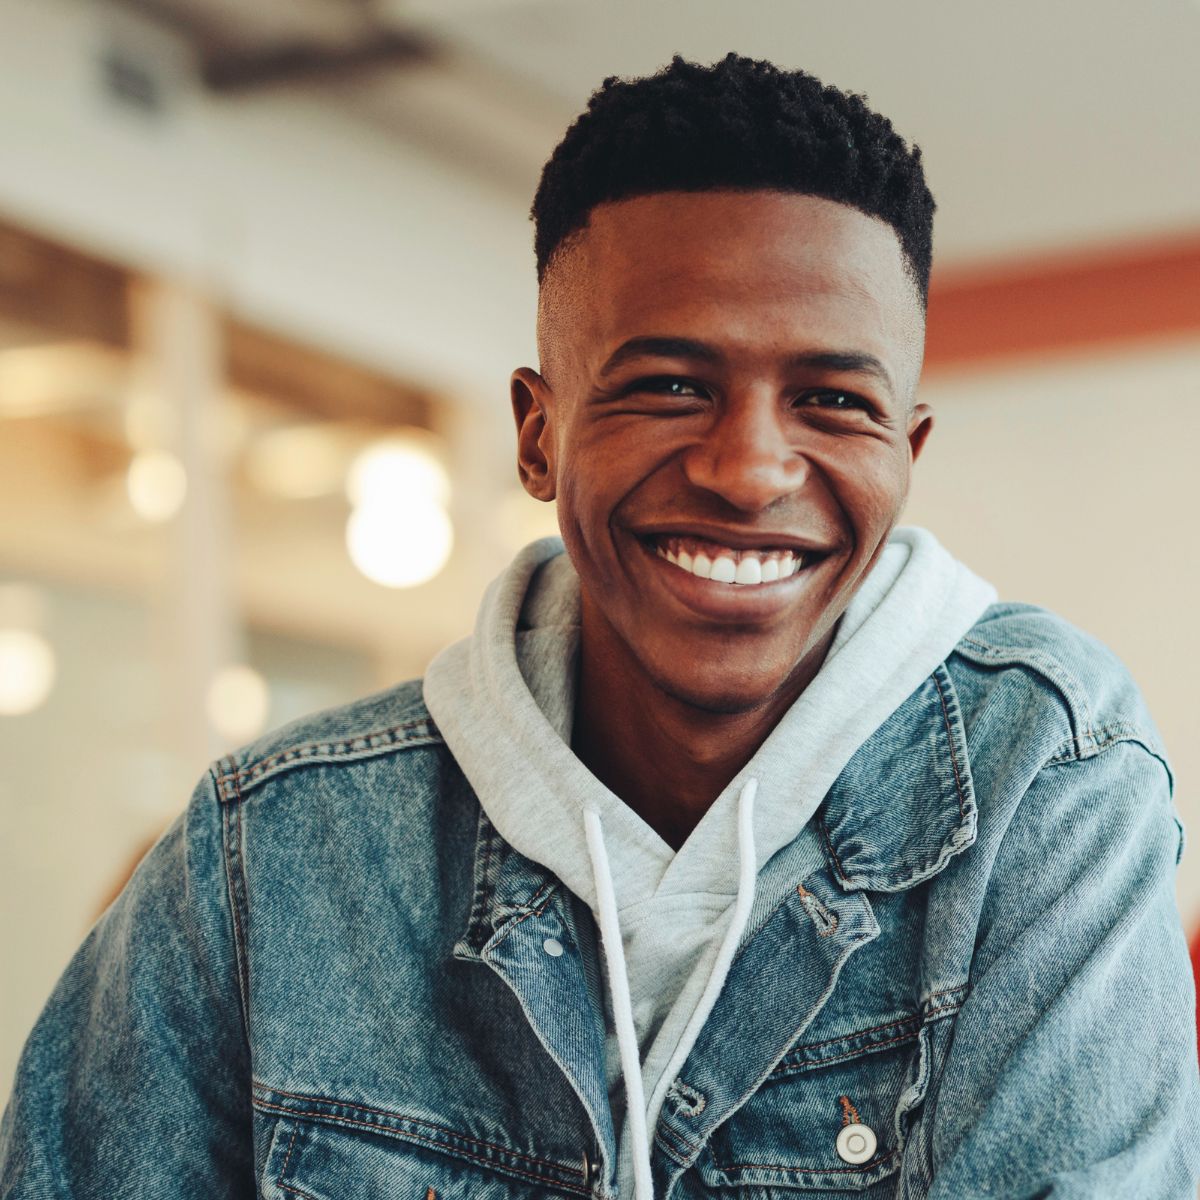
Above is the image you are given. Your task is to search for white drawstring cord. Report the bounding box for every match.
[584,778,760,1200]
[584,806,654,1200]
[645,777,758,1139]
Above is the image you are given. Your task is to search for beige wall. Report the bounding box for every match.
[906,339,1200,926]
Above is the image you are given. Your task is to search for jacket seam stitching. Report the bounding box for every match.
[655,1118,698,1161]
[251,1097,589,1194]
[215,717,442,798]
[279,1185,320,1200]
[772,1003,962,1075]
[782,989,964,1056]
[776,1025,921,1070]
[216,765,252,1038]
[711,1145,900,1175]
[1045,723,1160,764]
[279,1123,301,1182]
[253,1083,578,1176]
[954,635,1093,736]
[820,667,967,889]
[932,668,968,820]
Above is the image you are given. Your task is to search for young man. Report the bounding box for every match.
[2,54,1198,1199]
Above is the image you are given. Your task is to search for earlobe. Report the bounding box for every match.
[511,367,557,502]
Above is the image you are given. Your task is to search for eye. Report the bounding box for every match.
[629,376,706,398]
[794,389,871,412]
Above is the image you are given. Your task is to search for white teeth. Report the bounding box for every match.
[734,557,762,585]
[656,539,809,586]
[710,556,736,583]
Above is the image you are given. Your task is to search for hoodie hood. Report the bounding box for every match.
[424,525,996,1199]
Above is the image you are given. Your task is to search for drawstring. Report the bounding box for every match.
[584,777,759,1200]
[584,806,652,1200]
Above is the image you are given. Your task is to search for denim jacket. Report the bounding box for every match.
[3,601,1198,1199]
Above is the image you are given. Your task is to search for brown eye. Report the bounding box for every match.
[636,377,703,397]
[796,390,869,411]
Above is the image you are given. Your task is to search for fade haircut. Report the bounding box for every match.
[531,53,936,306]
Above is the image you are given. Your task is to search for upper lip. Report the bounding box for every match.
[629,522,837,555]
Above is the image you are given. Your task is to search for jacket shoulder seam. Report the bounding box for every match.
[1044,723,1175,788]
[214,715,443,800]
[208,765,253,1042]
[954,633,1095,735]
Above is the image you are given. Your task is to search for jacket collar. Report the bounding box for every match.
[817,660,978,892]
[454,657,978,957]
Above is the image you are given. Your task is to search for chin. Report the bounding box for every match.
[647,657,800,716]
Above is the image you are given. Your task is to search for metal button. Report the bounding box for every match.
[542,936,565,957]
[835,1121,877,1164]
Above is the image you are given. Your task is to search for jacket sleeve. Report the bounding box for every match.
[925,739,1200,1199]
[0,767,255,1198]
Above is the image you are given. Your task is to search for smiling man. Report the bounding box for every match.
[3,53,1198,1200]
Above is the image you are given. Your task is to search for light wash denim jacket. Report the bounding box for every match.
[3,602,1198,1199]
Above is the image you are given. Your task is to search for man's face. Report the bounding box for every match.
[513,190,932,715]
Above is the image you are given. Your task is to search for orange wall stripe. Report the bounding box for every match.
[923,232,1200,374]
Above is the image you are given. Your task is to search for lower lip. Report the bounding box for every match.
[635,539,822,622]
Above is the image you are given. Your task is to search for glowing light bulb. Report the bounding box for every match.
[345,497,453,588]
[346,435,450,509]
[127,450,187,522]
[0,629,56,715]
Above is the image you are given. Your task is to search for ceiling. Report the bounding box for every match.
[99,0,1200,265]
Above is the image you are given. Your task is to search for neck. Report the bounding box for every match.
[571,610,833,851]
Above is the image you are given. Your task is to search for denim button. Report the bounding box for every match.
[542,937,565,957]
[835,1122,876,1164]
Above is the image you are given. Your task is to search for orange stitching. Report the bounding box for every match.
[278,1124,300,1182]
[656,1118,698,1160]
[796,884,838,936]
[426,1190,437,1200]
[279,1183,320,1200]
[839,1095,861,1126]
[816,815,852,885]
[251,1100,591,1195]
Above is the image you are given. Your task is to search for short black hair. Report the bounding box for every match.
[532,53,935,305]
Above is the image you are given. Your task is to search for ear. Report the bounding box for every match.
[907,401,934,465]
[511,367,557,501]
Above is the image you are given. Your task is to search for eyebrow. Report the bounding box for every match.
[596,336,895,396]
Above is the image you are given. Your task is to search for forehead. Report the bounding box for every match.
[540,191,923,375]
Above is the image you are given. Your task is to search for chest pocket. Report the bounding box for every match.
[692,1012,935,1196]
[261,1114,593,1200]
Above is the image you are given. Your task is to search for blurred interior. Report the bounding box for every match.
[2,0,1199,1102]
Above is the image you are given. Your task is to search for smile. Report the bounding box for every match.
[651,535,805,586]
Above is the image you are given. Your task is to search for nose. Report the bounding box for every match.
[681,389,808,513]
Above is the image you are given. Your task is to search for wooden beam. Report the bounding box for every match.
[201,30,436,94]
[924,232,1200,374]
[224,319,434,430]
[0,219,131,348]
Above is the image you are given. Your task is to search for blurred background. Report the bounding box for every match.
[1,0,1198,1105]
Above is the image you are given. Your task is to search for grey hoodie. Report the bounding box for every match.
[423,525,996,1199]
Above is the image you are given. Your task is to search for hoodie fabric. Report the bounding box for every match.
[423,526,996,1199]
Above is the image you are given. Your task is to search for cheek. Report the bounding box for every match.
[824,445,911,533]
